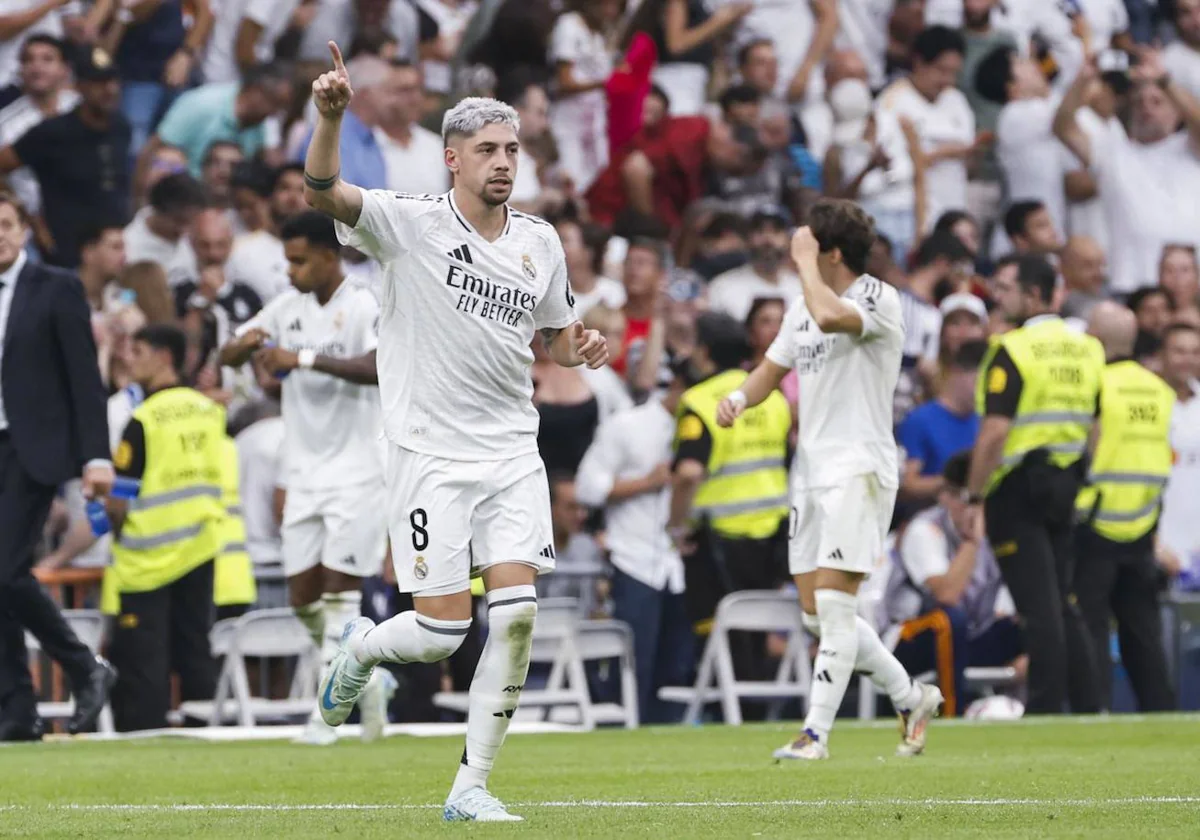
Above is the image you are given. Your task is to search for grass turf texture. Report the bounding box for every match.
[1,716,1197,838]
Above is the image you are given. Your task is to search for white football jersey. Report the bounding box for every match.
[236,281,382,491]
[336,189,577,461]
[766,274,904,490]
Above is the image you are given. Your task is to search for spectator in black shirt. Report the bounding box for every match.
[0,47,130,267]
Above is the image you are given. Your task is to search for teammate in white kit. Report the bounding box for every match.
[218,211,392,746]
[302,42,608,822]
[717,199,943,760]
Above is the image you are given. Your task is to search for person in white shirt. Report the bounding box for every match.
[303,45,609,821]
[548,2,620,193]
[877,26,977,235]
[0,0,79,91]
[201,0,305,84]
[218,211,391,747]
[228,161,308,304]
[927,0,1074,57]
[0,35,78,220]
[414,0,479,101]
[123,173,207,288]
[575,369,691,723]
[707,207,802,322]
[717,198,942,760]
[1055,51,1200,295]
[837,0,895,92]
[1164,0,1200,100]
[554,217,625,317]
[375,61,449,196]
[232,407,285,574]
[1159,324,1200,582]
[975,41,1083,252]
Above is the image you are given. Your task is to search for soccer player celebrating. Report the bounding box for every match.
[302,43,608,821]
[219,210,391,746]
[717,199,942,759]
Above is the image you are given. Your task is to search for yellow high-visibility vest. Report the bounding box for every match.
[976,318,1104,495]
[677,369,791,539]
[109,386,226,593]
[1076,361,1175,542]
[214,436,257,607]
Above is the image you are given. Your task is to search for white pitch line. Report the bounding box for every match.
[2,796,1198,813]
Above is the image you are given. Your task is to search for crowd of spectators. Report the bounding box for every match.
[6,0,1200,721]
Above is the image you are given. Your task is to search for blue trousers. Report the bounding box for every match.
[610,568,694,724]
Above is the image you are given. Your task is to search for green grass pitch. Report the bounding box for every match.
[2,716,1198,838]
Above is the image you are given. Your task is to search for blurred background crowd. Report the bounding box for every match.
[5,0,1200,727]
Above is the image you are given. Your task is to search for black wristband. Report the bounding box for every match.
[303,170,340,191]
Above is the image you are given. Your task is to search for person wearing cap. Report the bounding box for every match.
[706,207,800,323]
[665,312,791,679]
[1073,302,1176,711]
[965,253,1105,715]
[0,46,130,267]
[938,291,989,359]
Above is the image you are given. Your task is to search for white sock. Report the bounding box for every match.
[802,611,921,714]
[295,601,325,651]
[853,616,922,712]
[321,591,362,669]
[804,589,860,744]
[354,610,471,666]
[449,585,538,800]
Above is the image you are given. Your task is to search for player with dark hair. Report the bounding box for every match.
[716,198,942,759]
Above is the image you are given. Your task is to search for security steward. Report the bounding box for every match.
[106,325,228,732]
[667,313,792,681]
[965,255,1105,715]
[1073,302,1176,711]
[215,436,258,620]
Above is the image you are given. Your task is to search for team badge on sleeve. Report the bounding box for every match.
[987,366,1007,394]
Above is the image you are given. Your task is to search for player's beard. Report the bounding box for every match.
[481,179,513,207]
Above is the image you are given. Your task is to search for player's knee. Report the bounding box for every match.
[414,616,473,663]
[503,600,538,648]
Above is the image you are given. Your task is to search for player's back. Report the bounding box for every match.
[336,189,577,463]
[776,274,904,489]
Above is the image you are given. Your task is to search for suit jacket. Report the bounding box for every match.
[1,259,109,486]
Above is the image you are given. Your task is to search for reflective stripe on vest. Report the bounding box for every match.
[1076,361,1174,542]
[215,436,257,608]
[977,319,1104,495]
[111,388,226,593]
[679,369,791,540]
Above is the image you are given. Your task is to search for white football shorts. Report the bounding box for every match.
[281,479,388,579]
[386,444,554,596]
[788,473,897,576]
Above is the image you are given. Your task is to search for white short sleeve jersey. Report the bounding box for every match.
[236,281,382,491]
[766,274,904,490]
[335,189,578,461]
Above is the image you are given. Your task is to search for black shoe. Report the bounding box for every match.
[67,656,117,735]
[0,716,44,742]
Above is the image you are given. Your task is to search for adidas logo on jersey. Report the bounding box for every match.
[287,318,302,332]
[447,244,474,264]
[826,548,844,561]
[539,544,556,560]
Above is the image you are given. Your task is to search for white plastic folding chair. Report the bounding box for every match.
[658,591,809,726]
[544,619,639,728]
[27,609,114,734]
[178,608,317,726]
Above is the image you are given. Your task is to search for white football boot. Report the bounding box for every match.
[772,728,830,761]
[896,682,944,757]
[293,714,339,746]
[443,787,523,823]
[318,617,376,727]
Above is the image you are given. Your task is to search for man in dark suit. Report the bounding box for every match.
[0,191,117,741]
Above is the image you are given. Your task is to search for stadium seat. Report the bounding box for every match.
[434,600,640,729]
[177,608,318,727]
[657,591,809,726]
[26,609,114,734]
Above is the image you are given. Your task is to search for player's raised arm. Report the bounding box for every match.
[303,41,365,227]
[791,226,864,335]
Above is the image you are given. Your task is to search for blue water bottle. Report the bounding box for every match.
[263,340,289,380]
[85,477,142,537]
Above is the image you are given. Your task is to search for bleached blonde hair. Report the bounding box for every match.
[441,97,521,144]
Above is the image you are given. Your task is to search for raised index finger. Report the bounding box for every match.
[328,41,346,74]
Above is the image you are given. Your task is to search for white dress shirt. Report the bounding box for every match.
[574,400,684,593]
[0,249,29,431]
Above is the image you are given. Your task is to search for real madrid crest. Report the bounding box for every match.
[333,310,345,330]
[414,556,428,580]
[522,254,536,282]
